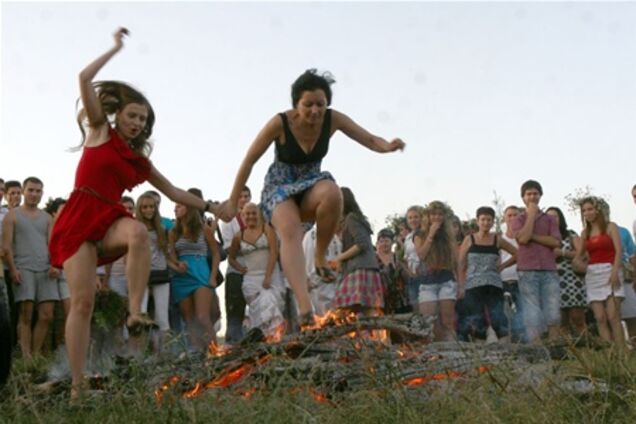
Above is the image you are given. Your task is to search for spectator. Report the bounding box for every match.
[511,180,561,344]
[2,177,59,358]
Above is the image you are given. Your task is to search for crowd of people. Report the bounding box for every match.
[1,28,634,402]
[2,178,636,354]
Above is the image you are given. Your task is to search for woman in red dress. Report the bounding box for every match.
[49,28,219,398]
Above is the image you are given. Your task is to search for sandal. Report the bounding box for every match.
[315,266,336,283]
[126,313,158,337]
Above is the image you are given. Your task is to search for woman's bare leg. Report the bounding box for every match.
[606,296,625,347]
[300,180,343,269]
[271,200,312,316]
[63,242,97,392]
[193,287,215,347]
[590,301,611,342]
[438,300,457,341]
[100,218,150,318]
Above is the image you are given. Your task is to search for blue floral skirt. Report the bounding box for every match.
[260,158,335,223]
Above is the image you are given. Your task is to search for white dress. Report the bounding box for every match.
[302,227,342,316]
[240,233,285,335]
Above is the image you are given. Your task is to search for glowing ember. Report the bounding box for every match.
[402,366,491,387]
[309,388,330,404]
[265,323,287,343]
[236,387,257,399]
[303,310,358,331]
[183,354,272,399]
[155,375,181,404]
[208,341,232,358]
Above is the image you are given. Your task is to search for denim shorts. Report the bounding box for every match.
[418,280,457,303]
[518,271,560,330]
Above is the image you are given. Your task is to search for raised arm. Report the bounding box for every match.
[218,117,280,221]
[79,28,129,131]
[147,165,218,215]
[332,110,405,153]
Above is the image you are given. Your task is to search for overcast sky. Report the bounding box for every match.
[2,1,635,233]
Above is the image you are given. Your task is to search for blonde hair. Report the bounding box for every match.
[135,193,167,254]
[419,201,456,270]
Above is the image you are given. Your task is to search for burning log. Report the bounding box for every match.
[26,312,584,405]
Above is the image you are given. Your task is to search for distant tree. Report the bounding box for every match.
[491,190,505,233]
[385,212,406,236]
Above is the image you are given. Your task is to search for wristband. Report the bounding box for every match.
[205,200,218,213]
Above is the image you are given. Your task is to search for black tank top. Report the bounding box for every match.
[276,109,332,165]
[467,234,499,254]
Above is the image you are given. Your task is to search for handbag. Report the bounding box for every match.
[148,268,171,286]
[215,269,225,287]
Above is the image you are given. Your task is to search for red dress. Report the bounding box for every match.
[49,127,151,268]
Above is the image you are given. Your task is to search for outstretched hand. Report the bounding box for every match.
[217,200,238,223]
[387,138,405,152]
[113,27,129,49]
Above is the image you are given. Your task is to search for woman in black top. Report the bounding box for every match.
[218,69,404,324]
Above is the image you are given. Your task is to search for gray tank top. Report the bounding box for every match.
[13,208,50,271]
[175,232,207,257]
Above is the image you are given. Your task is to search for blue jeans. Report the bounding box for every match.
[502,280,526,343]
[518,271,560,341]
[407,277,421,308]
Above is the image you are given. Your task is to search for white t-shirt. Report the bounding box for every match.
[404,230,420,274]
[500,233,518,282]
[219,216,246,273]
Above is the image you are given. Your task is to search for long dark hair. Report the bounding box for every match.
[75,81,155,157]
[341,187,372,234]
[546,206,569,240]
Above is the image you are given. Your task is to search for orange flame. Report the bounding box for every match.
[309,388,330,404]
[208,341,232,358]
[183,354,272,398]
[154,375,181,404]
[303,310,359,331]
[402,365,492,387]
[265,323,287,343]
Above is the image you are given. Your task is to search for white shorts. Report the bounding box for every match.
[418,280,457,303]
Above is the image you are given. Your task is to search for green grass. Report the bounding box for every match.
[2,346,636,423]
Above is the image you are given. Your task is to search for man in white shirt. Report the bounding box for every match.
[500,205,525,342]
[219,186,251,343]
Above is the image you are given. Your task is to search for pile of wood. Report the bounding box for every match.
[151,314,557,403]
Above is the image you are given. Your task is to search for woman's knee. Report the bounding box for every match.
[129,222,149,247]
[71,296,95,317]
[195,313,212,329]
[275,221,303,244]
